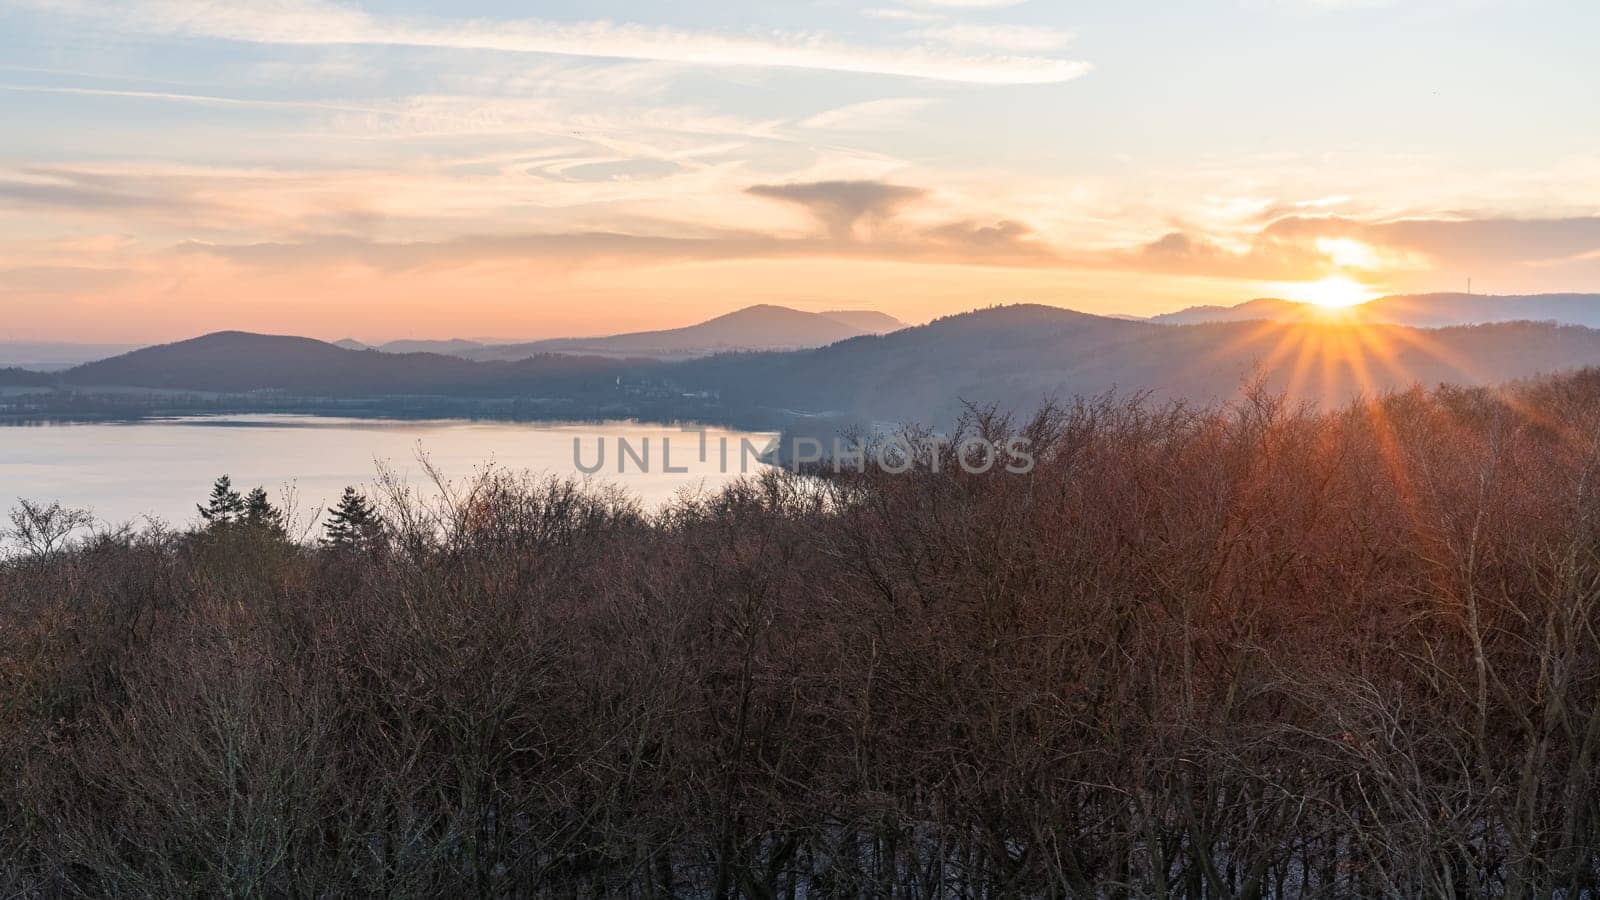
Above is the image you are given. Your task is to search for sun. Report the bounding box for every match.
[1289,276,1377,310]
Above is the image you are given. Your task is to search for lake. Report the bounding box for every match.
[0,416,778,533]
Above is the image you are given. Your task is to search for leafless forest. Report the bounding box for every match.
[6,376,1600,897]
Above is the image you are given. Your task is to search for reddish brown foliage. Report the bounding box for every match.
[3,381,1600,896]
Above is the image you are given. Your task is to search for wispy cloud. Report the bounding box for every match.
[914,24,1075,52]
[0,168,227,219]
[1251,0,1398,10]
[162,178,1055,272]
[861,8,948,23]
[18,0,1090,85]
[902,0,1031,8]
[176,219,1056,272]
[0,82,381,115]
[800,98,936,131]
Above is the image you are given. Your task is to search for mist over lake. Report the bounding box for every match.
[0,416,776,531]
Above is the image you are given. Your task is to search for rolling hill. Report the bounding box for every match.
[323,306,906,363]
[463,304,903,362]
[1149,298,1313,325]
[378,338,488,355]
[0,367,57,388]
[817,310,905,332]
[59,331,634,397]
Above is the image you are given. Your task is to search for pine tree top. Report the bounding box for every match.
[198,475,246,524]
[323,487,383,550]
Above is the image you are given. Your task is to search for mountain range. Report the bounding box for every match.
[334,338,487,356]
[19,299,1600,428]
[460,305,901,362]
[328,306,903,362]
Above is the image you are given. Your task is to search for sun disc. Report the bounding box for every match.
[1290,276,1376,310]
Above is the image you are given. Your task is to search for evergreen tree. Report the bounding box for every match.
[197,475,246,526]
[243,487,287,537]
[323,487,383,551]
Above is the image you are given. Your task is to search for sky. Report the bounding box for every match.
[0,0,1596,342]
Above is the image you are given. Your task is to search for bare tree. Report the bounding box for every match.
[5,498,94,557]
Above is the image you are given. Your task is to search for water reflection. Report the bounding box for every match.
[0,416,777,531]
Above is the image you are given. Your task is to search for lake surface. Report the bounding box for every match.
[0,416,777,532]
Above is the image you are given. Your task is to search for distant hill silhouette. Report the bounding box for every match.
[1152,292,1600,328]
[0,367,56,388]
[818,310,905,333]
[0,341,143,371]
[1149,298,1312,325]
[332,337,491,354]
[60,332,631,397]
[378,338,487,355]
[1361,293,1600,328]
[464,304,897,361]
[327,307,906,362]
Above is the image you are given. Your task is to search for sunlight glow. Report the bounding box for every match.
[1288,276,1377,309]
[1315,238,1382,270]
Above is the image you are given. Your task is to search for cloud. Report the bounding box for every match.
[914,24,1075,52]
[1269,215,1600,268]
[176,221,1054,272]
[18,0,1091,85]
[923,219,1048,258]
[0,168,218,217]
[1119,230,1313,279]
[0,165,398,234]
[800,98,935,130]
[901,0,1031,8]
[1103,215,1600,284]
[0,82,378,115]
[1251,0,1397,10]
[747,180,927,240]
[861,8,948,23]
[16,158,1593,293]
[176,231,779,270]
[167,178,1053,271]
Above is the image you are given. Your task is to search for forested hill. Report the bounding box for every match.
[59,331,636,397]
[668,305,1600,422]
[0,367,56,388]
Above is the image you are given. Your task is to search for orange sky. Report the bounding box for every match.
[2,0,1597,342]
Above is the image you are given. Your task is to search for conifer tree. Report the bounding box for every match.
[323,487,383,551]
[243,487,287,537]
[197,475,246,526]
